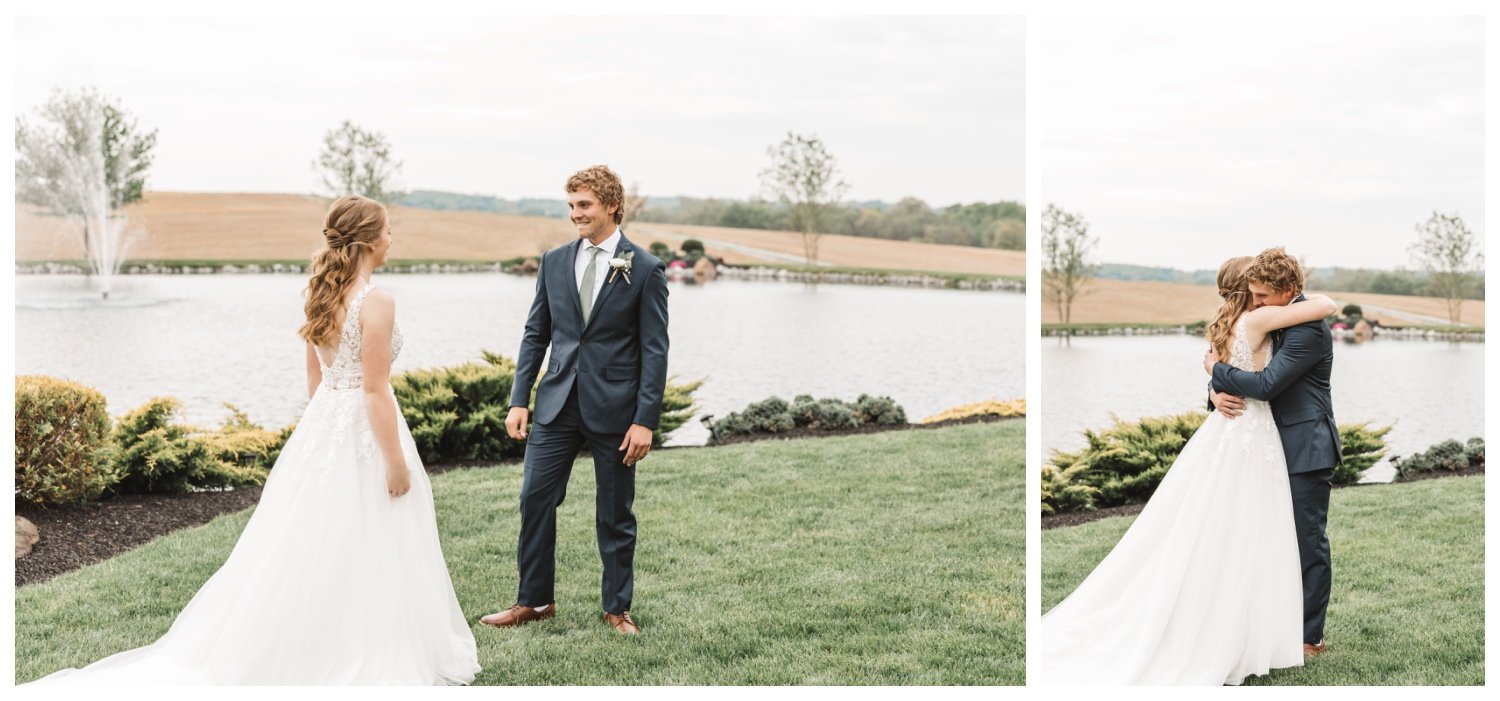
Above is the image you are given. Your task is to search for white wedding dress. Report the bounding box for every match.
[1033,315,1304,685]
[28,284,481,685]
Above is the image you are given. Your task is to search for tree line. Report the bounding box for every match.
[634,196,1025,251]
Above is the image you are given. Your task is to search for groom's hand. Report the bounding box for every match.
[1210,390,1246,419]
[506,406,530,440]
[619,424,653,467]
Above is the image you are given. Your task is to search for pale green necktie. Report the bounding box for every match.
[580,246,601,325]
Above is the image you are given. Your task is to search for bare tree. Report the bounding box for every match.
[16,87,157,273]
[621,181,649,230]
[314,120,402,202]
[1042,204,1098,328]
[760,131,849,265]
[1410,211,1483,325]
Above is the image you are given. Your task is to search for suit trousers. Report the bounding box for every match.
[1289,467,1334,644]
[515,385,637,615]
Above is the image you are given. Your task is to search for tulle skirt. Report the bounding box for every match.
[1033,403,1304,685]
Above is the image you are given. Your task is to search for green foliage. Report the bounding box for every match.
[1040,462,1099,516]
[15,375,118,506]
[1394,437,1485,480]
[1334,422,1392,484]
[112,398,269,495]
[648,241,672,260]
[1043,412,1392,515]
[655,378,702,446]
[391,351,704,458]
[680,238,705,255]
[709,393,907,441]
[15,87,158,216]
[391,351,520,463]
[1341,303,1364,317]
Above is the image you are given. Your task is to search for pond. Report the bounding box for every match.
[1041,335,1485,483]
[16,275,1025,446]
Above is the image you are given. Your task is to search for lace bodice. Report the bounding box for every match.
[317,283,403,390]
[1228,314,1270,373]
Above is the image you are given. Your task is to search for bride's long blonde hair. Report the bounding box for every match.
[1206,256,1254,363]
[298,195,386,348]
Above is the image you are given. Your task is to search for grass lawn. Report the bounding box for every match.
[1042,475,1485,685]
[16,421,1024,685]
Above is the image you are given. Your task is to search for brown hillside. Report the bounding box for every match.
[15,192,1023,276]
[1042,278,1484,328]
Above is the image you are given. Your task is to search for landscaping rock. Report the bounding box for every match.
[16,516,39,559]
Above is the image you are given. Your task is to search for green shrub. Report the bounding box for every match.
[392,351,703,460]
[1335,422,1392,484]
[648,241,673,260]
[112,398,269,494]
[709,393,907,441]
[391,351,520,463]
[15,375,118,506]
[681,239,705,255]
[200,404,291,472]
[1394,437,1485,480]
[656,378,702,446]
[854,394,907,425]
[1040,462,1100,516]
[1043,411,1392,515]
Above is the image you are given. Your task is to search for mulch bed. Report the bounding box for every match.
[17,488,264,586]
[1043,464,1485,530]
[16,418,1020,587]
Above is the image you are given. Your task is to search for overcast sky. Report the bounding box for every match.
[1039,15,1483,271]
[16,15,1025,207]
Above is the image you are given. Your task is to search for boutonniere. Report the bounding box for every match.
[607,250,634,284]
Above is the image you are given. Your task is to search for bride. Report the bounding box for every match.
[26,195,480,685]
[1033,255,1338,686]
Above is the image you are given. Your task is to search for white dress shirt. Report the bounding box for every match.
[574,227,621,311]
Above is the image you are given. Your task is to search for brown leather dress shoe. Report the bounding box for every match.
[480,603,555,628]
[1303,640,1327,658]
[603,611,640,635]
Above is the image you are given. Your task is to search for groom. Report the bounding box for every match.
[1204,246,1341,658]
[482,165,669,635]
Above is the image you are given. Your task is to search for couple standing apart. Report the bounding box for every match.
[1036,247,1342,685]
[27,165,668,685]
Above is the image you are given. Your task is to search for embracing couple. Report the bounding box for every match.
[26,165,668,685]
[1035,247,1341,686]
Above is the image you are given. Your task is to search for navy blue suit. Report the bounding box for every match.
[1210,298,1339,644]
[509,234,668,615]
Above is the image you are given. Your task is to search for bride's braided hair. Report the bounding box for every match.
[1206,256,1255,364]
[298,195,386,348]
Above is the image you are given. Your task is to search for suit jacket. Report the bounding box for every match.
[509,234,669,435]
[1210,296,1342,474]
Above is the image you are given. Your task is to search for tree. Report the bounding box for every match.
[760,131,849,265]
[621,181,649,229]
[1409,211,1483,325]
[314,120,402,201]
[1041,204,1098,327]
[16,87,157,274]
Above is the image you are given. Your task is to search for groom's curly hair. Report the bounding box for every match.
[1246,247,1305,295]
[565,165,624,224]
